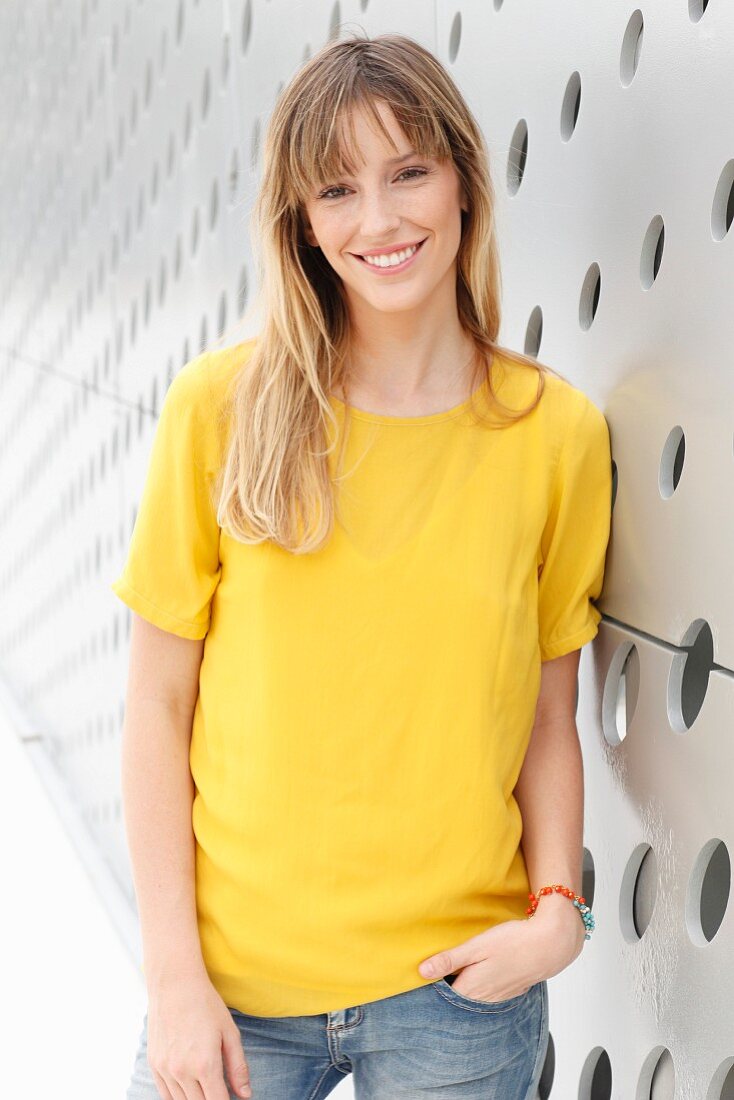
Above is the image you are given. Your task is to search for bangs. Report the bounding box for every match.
[290,83,452,201]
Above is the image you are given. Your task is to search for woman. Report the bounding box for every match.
[114,31,611,1100]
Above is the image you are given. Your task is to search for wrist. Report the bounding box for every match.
[529,889,584,927]
[144,951,208,991]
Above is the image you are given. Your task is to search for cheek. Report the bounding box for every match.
[418,187,463,232]
[312,221,348,257]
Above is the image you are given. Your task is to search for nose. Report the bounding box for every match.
[356,188,401,239]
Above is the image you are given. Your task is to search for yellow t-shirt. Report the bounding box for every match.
[111,338,612,1017]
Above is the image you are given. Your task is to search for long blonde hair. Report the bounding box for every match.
[215,31,562,554]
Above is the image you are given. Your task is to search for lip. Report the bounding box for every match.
[355,239,427,257]
[352,238,427,274]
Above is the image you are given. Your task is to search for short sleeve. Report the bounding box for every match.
[110,354,222,640]
[537,393,612,662]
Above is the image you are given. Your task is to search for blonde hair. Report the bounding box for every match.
[215,30,563,554]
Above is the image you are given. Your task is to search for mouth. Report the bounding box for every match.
[351,238,427,274]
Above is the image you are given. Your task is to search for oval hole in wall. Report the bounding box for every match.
[201,67,211,120]
[620,10,644,87]
[667,619,713,733]
[507,118,528,195]
[448,12,461,63]
[523,304,542,357]
[686,839,731,946]
[229,146,239,205]
[633,846,658,939]
[160,24,168,72]
[711,159,734,241]
[237,265,249,317]
[209,177,219,231]
[158,256,167,306]
[707,1055,734,1099]
[579,1047,612,1100]
[638,1047,676,1100]
[251,117,261,172]
[689,0,711,23]
[641,215,665,289]
[136,181,145,231]
[582,847,595,910]
[561,71,581,141]
[329,2,343,42]
[620,843,657,942]
[579,262,601,330]
[218,290,227,339]
[166,130,176,177]
[183,100,193,151]
[658,426,684,499]
[144,57,153,109]
[242,0,252,52]
[537,1032,555,1098]
[173,232,183,280]
[131,84,141,137]
[649,1048,675,1099]
[221,31,230,86]
[602,642,639,746]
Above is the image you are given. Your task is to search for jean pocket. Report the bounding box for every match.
[433,976,535,1013]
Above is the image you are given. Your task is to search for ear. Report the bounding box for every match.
[303,222,319,248]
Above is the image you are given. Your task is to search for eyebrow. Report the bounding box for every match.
[340,149,422,170]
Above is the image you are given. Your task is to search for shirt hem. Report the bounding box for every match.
[110,576,209,640]
[539,618,599,662]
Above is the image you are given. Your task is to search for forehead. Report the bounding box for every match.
[312,103,445,184]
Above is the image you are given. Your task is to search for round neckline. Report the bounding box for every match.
[328,375,489,425]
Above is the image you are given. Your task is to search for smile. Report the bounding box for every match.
[353,238,427,274]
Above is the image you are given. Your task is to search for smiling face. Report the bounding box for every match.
[302,98,469,318]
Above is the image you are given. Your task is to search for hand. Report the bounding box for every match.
[146,966,252,1098]
[417,907,586,1003]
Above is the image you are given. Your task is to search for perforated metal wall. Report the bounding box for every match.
[1,2,733,1098]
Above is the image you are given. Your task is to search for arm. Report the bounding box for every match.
[121,612,208,991]
[513,648,587,946]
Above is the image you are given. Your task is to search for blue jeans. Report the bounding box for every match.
[127,976,549,1099]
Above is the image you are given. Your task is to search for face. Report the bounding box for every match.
[302,99,469,317]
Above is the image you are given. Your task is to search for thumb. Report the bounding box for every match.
[418,931,490,979]
[418,948,459,980]
[222,1027,252,1098]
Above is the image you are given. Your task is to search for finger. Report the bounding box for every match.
[151,1068,176,1099]
[419,929,494,978]
[198,1067,235,1100]
[222,1027,252,1098]
[160,1071,202,1100]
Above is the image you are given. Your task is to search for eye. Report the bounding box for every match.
[317,166,429,200]
[397,167,428,182]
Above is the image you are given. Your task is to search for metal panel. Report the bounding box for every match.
[1,1,732,1097]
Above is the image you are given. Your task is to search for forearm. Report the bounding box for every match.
[513,715,585,924]
[121,696,206,991]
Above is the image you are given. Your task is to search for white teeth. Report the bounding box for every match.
[362,243,420,268]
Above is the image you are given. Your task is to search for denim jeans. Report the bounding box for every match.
[126,975,549,1100]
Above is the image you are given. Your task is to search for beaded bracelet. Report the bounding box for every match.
[526,883,596,941]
